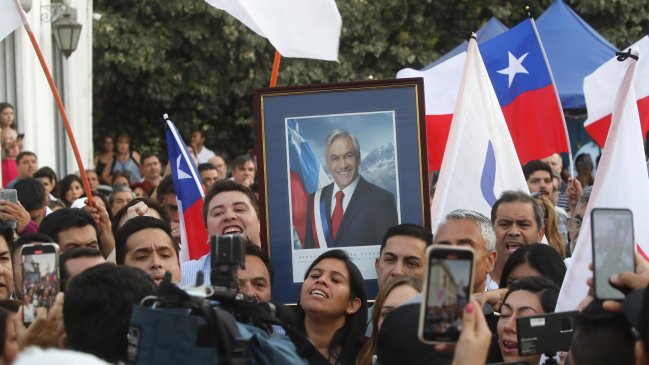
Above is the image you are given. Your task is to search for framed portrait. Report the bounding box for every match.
[254,78,430,303]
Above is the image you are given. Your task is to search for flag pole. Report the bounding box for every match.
[269,50,282,87]
[12,0,94,205]
[526,5,575,178]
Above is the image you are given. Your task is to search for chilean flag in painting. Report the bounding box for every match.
[398,18,569,171]
[479,18,569,165]
[287,120,329,248]
[165,118,209,262]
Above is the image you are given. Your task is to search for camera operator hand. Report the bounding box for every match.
[15,292,65,349]
[0,200,31,234]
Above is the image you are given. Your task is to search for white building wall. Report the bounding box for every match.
[62,0,93,174]
[3,0,93,179]
[15,0,57,170]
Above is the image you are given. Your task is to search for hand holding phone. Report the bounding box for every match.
[21,243,60,326]
[591,208,635,301]
[419,245,475,344]
[0,189,18,230]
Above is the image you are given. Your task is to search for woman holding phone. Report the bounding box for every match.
[297,249,367,365]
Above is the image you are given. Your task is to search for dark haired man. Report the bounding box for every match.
[522,160,554,199]
[180,179,260,286]
[155,176,181,242]
[59,247,105,291]
[63,263,157,363]
[238,242,273,301]
[38,208,101,253]
[489,190,544,285]
[14,177,47,226]
[198,162,219,191]
[375,223,432,290]
[231,154,256,187]
[115,216,180,285]
[6,151,38,188]
[139,153,162,195]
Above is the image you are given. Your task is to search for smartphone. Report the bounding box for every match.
[21,243,60,326]
[591,208,635,300]
[0,189,18,230]
[517,310,578,356]
[419,245,475,344]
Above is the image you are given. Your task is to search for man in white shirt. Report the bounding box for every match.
[191,129,215,164]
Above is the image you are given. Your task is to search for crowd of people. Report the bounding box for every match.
[0,100,647,365]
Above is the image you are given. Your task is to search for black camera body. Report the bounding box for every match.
[516,310,578,356]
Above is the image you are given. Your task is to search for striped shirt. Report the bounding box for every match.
[180,253,211,287]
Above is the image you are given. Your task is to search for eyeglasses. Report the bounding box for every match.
[567,217,582,233]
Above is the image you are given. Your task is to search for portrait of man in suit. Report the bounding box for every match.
[303,128,399,248]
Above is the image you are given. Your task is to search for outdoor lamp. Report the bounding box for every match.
[52,11,82,58]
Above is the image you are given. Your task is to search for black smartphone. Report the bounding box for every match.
[517,310,578,356]
[0,189,18,230]
[419,245,475,344]
[21,243,60,326]
[591,208,635,300]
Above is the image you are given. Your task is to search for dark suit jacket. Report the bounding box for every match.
[303,176,398,248]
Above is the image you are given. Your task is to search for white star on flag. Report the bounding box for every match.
[176,155,192,180]
[497,51,529,87]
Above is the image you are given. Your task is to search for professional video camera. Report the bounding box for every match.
[127,234,314,365]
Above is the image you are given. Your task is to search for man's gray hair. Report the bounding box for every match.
[438,209,496,251]
[324,129,361,159]
[109,185,135,204]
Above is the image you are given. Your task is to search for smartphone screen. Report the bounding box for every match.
[0,189,18,230]
[21,243,60,325]
[419,246,474,344]
[591,208,635,300]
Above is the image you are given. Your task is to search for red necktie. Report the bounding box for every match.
[332,191,344,239]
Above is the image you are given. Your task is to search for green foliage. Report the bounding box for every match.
[93,0,648,159]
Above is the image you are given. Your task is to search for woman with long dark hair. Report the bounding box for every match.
[297,249,367,365]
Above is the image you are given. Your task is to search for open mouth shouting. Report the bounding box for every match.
[222,225,243,235]
[505,242,523,252]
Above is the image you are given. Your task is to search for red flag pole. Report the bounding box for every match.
[12,0,94,205]
[269,50,282,87]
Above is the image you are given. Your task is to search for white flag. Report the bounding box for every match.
[556,48,649,312]
[205,0,341,61]
[430,37,529,231]
[583,36,649,147]
[0,0,23,42]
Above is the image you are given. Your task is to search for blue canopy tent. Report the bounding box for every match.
[423,17,508,69]
[537,0,617,109]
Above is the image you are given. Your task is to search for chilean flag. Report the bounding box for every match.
[430,36,529,230]
[398,19,569,172]
[287,120,329,247]
[165,118,209,262]
[557,49,649,311]
[584,35,649,147]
